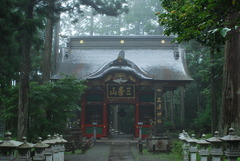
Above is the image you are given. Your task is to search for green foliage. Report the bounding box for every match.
[192,107,211,133]
[0,86,19,135]
[183,40,223,133]
[0,0,22,89]
[171,139,183,159]
[28,75,86,140]
[161,40,224,133]
[1,76,86,141]
[157,0,240,48]
[162,118,175,130]
[161,41,223,133]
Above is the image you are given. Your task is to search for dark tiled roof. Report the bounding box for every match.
[52,36,192,82]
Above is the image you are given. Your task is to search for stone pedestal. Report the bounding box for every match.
[146,134,171,153]
[198,134,210,161]
[33,137,49,161]
[58,135,67,161]
[179,130,190,161]
[43,135,56,161]
[187,134,198,161]
[220,128,240,161]
[0,132,23,161]
[16,136,34,161]
[206,131,223,161]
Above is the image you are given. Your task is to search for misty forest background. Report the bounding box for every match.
[0,0,239,141]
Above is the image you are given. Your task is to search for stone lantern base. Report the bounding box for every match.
[146,134,171,153]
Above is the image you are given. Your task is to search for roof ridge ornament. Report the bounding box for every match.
[110,50,131,67]
[118,49,125,59]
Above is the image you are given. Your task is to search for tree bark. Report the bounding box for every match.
[53,15,60,74]
[17,3,34,140]
[42,0,54,83]
[210,50,217,135]
[90,9,94,36]
[220,12,240,135]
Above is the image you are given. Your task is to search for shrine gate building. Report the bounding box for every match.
[52,36,192,138]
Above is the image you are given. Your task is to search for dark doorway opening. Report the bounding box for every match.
[108,104,135,135]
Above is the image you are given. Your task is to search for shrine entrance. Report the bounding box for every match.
[81,69,156,138]
[108,104,135,135]
[52,36,193,139]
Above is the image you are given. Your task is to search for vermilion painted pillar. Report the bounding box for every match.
[81,95,86,136]
[103,103,107,137]
[135,103,139,137]
[135,84,139,138]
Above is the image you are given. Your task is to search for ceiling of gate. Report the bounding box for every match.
[51,36,192,82]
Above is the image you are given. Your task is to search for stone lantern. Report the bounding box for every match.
[187,134,198,161]
[33,137,49,161]
[197,134,210,161]
[179,130,190,161]
[51,134,61,161]
[16,136,35,161]
[42,135,56,161]
[0,131,23,161]
[220,128,240,161]
[58,135,67,161]
[206,131,223,161]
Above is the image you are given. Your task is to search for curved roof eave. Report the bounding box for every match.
[51,36,193,83]
[86,66,154,80]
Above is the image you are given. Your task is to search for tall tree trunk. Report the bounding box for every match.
[210,50,217,134]
[117,16,121,35]
[220,12,240,135]
[17,3,34,140]
[42,0,54,83]
[197,83,200,111]
[53,15,60,74]
[90,9,94,36]
[136,21,141,35]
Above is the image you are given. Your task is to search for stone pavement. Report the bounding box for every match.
[64,135,134,161]
[64,143,110,161]
[109,143,135,161]
[64,135,180,161]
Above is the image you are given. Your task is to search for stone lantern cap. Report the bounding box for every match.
[43,135,56,145]
[179,130,186,140]
[34,137,49,148]
[179,130,190,141]
[206,131,222,143]
[52,134,67,143]
[18,136,35,149]
[59,135,67,143]
[220,128,240,142]
[197,134,210,145]
[0,132,23,148]
[51,134,62,144]
[187,134,198,144]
